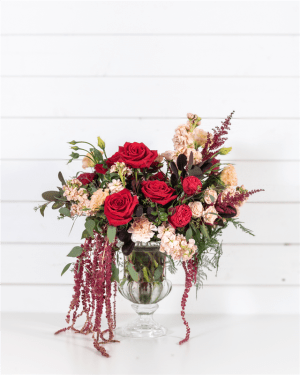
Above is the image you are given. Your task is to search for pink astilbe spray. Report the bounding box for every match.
[202,111,234,161]
[55,233,119,358]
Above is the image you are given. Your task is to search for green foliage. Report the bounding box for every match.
[143,267,150,282]
[154,265,163,281]
[52,201,64,209]
[200,224,209,238]
[107,225,116,243]
[67,246,83,257]
[61,263,72,276]
[228,218,255,236]
[39,203,47,217]
[85,220,95,236]
[58,171,66,186]
[42,191,60,202]
[81,229,90,239]
[59,207,71,217]
[127,263,139,282]
[186,226,193,242]
[111,263,120,282]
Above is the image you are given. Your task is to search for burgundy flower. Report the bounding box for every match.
[77,173,96,185]
[182,176,202,196]
[149,171,166,181]
[168,205,192,228]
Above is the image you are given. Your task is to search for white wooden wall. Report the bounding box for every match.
[1,1,299,314]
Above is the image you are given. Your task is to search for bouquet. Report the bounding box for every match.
[35,111,263,357]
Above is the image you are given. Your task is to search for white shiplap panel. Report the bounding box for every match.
[2,78,299,118]
[1,119,299,161]
[2,36,299,77]
[2,244,299,286]
[2,284,299,314]
[1,160,298,202]
[2,2,298,35]
[1,203,299,244]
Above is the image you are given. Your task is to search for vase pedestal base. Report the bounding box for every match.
[116,303,167,338]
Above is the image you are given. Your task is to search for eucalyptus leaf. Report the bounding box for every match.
[186,226,193,242]
[107,225,117,243]
[67,246,83,257]
[59,207,71,217]
[40,203,47,217]
[52,201,64,209]
[81,229,90,239]
[154,265,163,281]
[42,190,60,202]
[209,194,215,203]
[58,171,66,186]
[85,220,95,236]
[61,263,72,276]
[128,263,139,282]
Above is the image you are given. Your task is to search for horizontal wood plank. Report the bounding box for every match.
[2,36,298,77]
[1,119,299,160]
[2,244,298,286]
[2,2,298,35]
[2,284,299,314]
[1,160,298,202]
[1,203,298,244]
[2,78,299,118]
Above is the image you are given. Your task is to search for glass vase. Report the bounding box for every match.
[117,241,172,338]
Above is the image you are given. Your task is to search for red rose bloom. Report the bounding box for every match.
[104,189,138,226]
[168,205,192,228]
[106,152,121,168]
[149,171,166,181]
[141,180,177,205]
[94,164,108,174]
[182,176,202,196]
[77,173,96,185]
[118,142,158,169]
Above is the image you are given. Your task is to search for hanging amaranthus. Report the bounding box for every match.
[55,233,119,358]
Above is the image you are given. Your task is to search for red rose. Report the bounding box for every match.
[168,205,192,228]
[182,176,202,196]
[118,142,158,169]
[77,173,96,185]
[106,152,121,168]
[149,171,166,181]
[141,180,177,205]
[104,189,138,226]
[95,164,108,174]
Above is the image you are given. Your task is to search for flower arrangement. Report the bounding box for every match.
[35,111,263,357]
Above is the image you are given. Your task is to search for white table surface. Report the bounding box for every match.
[2,312,299,375]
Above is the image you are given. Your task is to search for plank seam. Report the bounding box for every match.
[2,116,299,120]
[2,75,300,79]
[2,33,300,37]
[1,242,298,246]
[2,283,299,287]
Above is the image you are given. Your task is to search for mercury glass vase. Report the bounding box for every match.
[117,241,172,338]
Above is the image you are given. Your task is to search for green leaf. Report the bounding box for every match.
[61,263,72,276]
[59,207,71,217]
[107,225,116,243]
[40,203,47,217]
[151,211,158,216]
[186,226,193,242]
[128,263,139,282]
[70,152,79,159]
[85,220,95,236]
[81,229,90,239]
[209,194,215,203]
[143,267,150,282]
[67,246,83,257]
[52,201,64,209]
[200,224,209,238]
[120,278,127,287]
[111,263,120,283]
[58,171,66,186]
[154,265,163,281]
[42,190,60,202]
